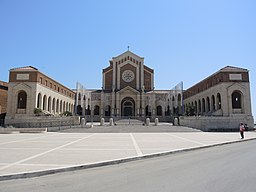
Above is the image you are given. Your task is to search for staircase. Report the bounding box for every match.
[115,119,144,125]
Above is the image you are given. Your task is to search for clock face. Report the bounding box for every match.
[122,70,135,82]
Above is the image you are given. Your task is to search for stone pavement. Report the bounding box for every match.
[59,123,200,133]
[1,124,256,181]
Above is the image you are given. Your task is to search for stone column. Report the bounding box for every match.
[136,94,140,116]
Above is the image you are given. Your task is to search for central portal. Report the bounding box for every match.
[121,97,135,117]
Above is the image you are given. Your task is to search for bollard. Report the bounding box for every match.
[100,118,105,126]
[109,118,114,126]
[174,117,178,126]
[81,118,85,128]
[155,118,159,126]
[146,118,150,126]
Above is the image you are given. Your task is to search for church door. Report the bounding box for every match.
[121,98,135,117]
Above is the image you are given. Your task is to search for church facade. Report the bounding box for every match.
[75,51,183,122]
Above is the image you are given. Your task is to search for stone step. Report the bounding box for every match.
[115,119,144,125]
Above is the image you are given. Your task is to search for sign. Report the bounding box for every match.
[17,74,29,80]
[229,74,242,80]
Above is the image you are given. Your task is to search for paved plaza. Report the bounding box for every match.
[0,124,256,180]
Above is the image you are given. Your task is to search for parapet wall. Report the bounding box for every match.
[179,115,254,131]
[5,116,80,128]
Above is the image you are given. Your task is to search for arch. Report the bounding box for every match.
[56,99,59,113]
[202,98,206,113]
[52,98,56,113]
[156,105,162,116]
[206,97,210,112]
[94,105,100,115]
[63,101,65,112]
[48,96,51,112]
[211,95,216,111]
[195,101,198,114]
[17,91,27,109]
[43,95,47,110]
[121,97,135,117]
[217,93,221,109]
[60,100,63,113]
[37,93,42,109]
[232,91,242,109]
[198,99,201,114]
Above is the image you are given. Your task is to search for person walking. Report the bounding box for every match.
[240,122,245,139]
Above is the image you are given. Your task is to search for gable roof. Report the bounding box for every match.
[219,65,248,72]
[10,66,38,71]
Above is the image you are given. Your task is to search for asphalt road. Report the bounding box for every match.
[1,140,256,192]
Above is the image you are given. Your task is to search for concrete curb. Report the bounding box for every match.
[0,137,255,181]
[0,128,47,134]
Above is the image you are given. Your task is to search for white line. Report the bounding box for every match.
[0,133,96,171]
[166,133,205,145]
[130,133,143,156]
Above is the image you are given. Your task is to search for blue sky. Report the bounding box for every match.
[0,0,255,121]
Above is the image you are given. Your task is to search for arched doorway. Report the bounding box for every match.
[232,91,242,109]
[121,97,135,117]
[17,91,27,109]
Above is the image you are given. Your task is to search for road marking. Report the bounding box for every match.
[130,133,143,156]
[0,133,96,171]
[166,133,205,145]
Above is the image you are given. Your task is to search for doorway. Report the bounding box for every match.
[121,97,135,117]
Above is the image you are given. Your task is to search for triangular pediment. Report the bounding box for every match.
[117,86,139,94]
[112,50,144,61]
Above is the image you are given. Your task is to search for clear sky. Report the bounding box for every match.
[0,0,255,121]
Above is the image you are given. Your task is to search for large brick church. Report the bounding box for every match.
[75,50,182,122]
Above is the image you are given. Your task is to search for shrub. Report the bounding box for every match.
[34,108,42,116]
[62,111,72,116]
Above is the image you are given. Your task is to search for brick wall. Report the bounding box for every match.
[0,84,8,114]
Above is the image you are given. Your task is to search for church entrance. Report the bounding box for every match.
[121,97,135,117]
